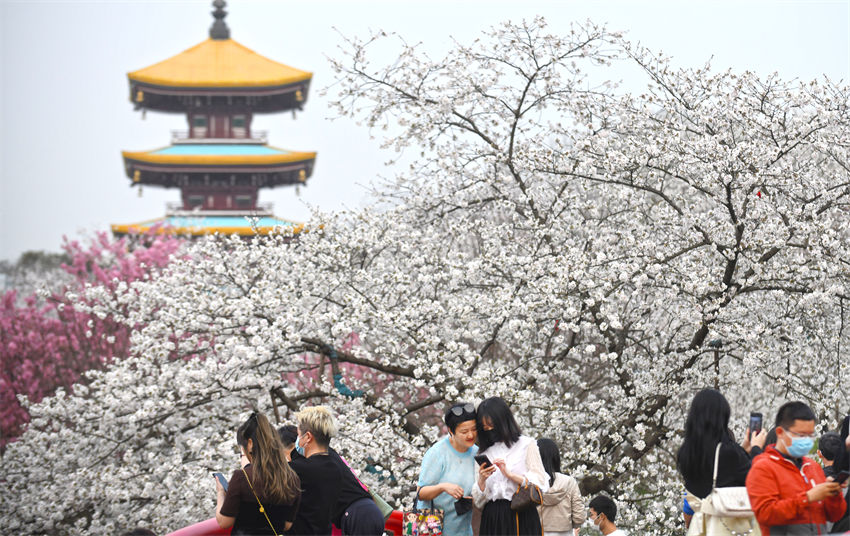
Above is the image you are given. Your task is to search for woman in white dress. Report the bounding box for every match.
[472,397,549,536]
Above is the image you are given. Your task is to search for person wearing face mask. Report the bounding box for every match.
[417,402,480,536]
[586,495,626,536]
[746,401,847,535]
[472,397,549,536]
[283,418,383,533]
[288,406,344,536]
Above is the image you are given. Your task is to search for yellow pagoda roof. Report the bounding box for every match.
[128,38,312,88]
[111,215,304,237]
[122,143,316,166]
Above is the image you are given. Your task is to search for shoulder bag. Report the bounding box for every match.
[510,477,543,511]
[403,488,443,536]
[337,452,394,520]
[370,489,395,521]
[690,444,761,536]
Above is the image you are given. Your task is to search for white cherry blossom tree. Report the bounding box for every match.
[2,18,849,535]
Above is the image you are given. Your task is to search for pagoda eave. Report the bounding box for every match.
[124,160,314,174]
[127,37,313,113]
[111,214,304,237]
[129,79,311,114]
[123,161,314,188]
[128,72,311,90]
[124,169,312,188]
[122,148,316,166]
[122,162,313,189]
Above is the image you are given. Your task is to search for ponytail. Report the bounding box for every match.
[237,412,300,503]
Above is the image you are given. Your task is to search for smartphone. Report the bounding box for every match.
[748,412,763,440]
[832,470,850,485]
[474,454,490,467]
[213,472,229,492]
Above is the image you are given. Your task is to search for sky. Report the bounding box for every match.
[0,0,848,262]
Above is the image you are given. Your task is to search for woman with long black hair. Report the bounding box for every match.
[472,397,549,536]
[215,412,301,535]
[677,389,766,500]
[536,438,584,536]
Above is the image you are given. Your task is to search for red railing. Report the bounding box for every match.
[166,519,230,536]
[165,510,404,536]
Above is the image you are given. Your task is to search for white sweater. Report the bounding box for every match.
[472,435,550,508]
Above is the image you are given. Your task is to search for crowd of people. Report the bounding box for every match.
[416,397,619,536]
[214,407,386,536]
[121,392,849,536]
[208,397,618,536]
[678,389,850,536]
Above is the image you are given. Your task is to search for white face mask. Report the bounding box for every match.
[585,514,602,532]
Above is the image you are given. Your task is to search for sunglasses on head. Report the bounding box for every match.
[450,403,475,416]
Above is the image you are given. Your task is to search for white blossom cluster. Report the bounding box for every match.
[2,18,850,535]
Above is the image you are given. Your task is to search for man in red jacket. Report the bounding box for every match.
[746,401,847,535]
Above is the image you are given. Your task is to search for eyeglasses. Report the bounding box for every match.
[450,403,475,416]
[785,430,816,440]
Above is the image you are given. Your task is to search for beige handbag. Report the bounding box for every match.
[687,444,761,536]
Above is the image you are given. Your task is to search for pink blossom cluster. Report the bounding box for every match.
[0,231,182,448]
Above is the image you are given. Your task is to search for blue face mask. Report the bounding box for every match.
[786,435,814,458]
[295,434,306,456]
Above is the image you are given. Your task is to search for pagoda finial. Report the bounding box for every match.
[209,0,230,40]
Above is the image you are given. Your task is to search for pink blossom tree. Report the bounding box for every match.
[0,231,182,447]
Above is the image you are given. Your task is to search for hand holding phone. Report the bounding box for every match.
[748,412,763,441]
[477,462,497,490]
[474,454,490,467]
[807,481,843,502]
[213,472,229,492]
[831,470,850,486]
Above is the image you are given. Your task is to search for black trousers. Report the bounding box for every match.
[480,499,542,536]
[339,497,385,536]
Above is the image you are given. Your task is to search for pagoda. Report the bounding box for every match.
[113,0,315,237]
